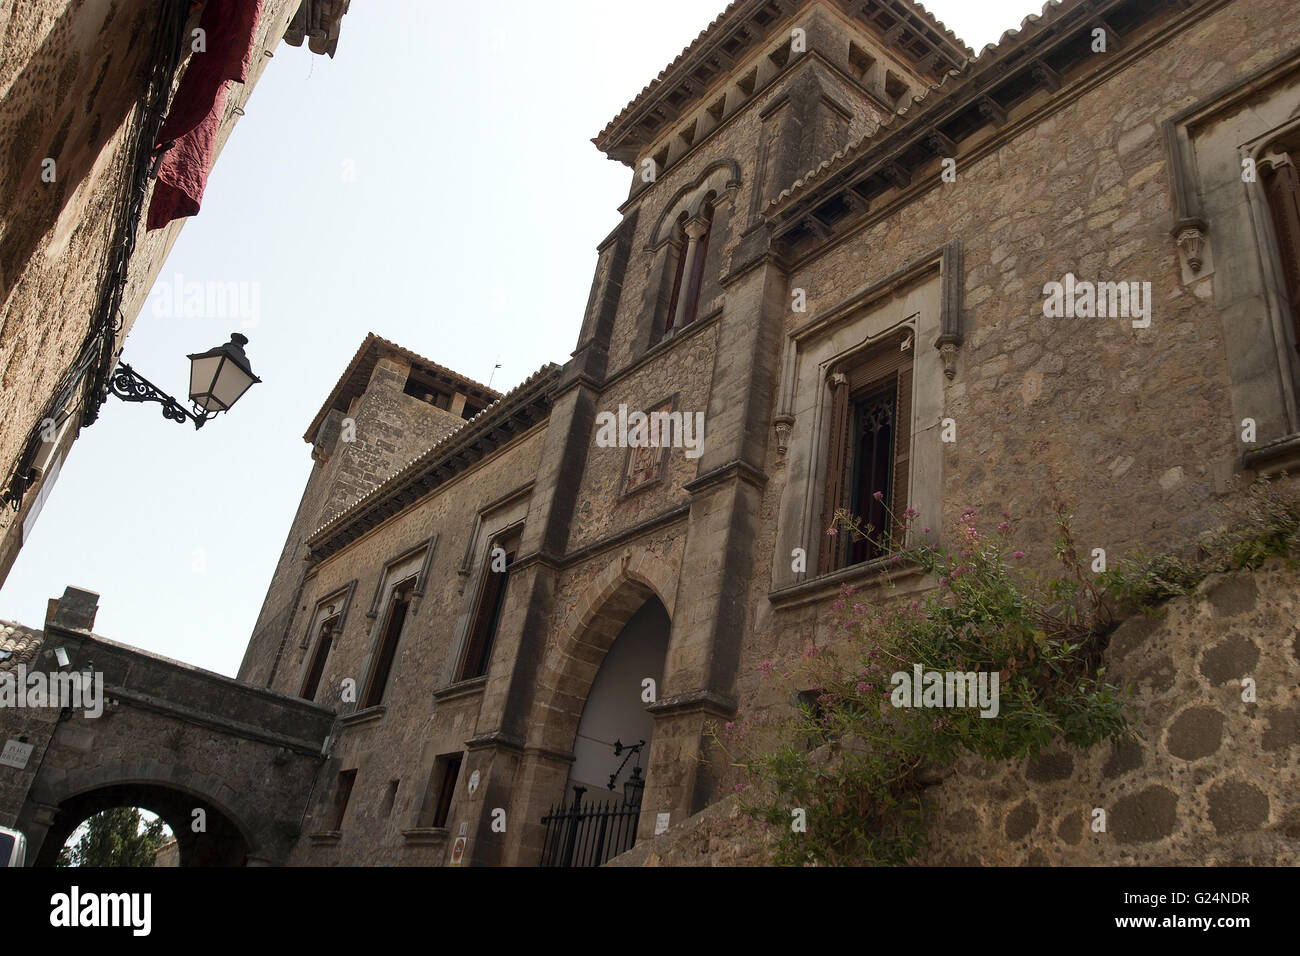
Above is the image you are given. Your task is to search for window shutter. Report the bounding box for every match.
[1265,159,1300,350]
[891,365,913,545]
[819,375,851,572]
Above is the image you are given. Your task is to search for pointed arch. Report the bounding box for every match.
[529,547,677,754]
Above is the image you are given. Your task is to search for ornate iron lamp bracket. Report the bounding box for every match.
[108,362,208,429]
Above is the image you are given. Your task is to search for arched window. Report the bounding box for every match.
[664,197,715,335]
[663,214,689,335]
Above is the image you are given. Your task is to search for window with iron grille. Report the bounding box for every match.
[819,334,913,574]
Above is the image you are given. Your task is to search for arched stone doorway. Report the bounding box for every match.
[567,596,670,796]
[535,588,673,867]
[35,783,252,867]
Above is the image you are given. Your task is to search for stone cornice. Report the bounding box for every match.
[765,0,1225,260]
[647,688,738,717]
[594,0,970,165]
[682,459,769,494]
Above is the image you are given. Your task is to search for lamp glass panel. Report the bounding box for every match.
[212,361,255,410]
[188,355,223,409]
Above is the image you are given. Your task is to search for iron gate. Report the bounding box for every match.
[539,783,643,867]
[539,744,648,869]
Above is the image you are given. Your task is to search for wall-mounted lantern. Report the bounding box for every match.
[108,333,261,429]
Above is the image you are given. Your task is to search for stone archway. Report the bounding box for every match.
[530,547,678,758]
[35,781,252,867]
[566,597,670,796]
[25,759,274,867]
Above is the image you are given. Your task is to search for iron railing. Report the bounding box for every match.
[539,784,642,868]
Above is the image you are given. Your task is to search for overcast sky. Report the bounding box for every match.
[1,1,1039,676]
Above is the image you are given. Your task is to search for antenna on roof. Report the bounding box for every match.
[487,361,502,390]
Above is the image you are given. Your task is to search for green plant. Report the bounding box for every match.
[713,500,1137,866]
[1099,476,1300,614]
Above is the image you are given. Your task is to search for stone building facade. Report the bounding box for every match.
[0,0,348,584]
[234,0,1300,866]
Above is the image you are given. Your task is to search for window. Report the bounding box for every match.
[362,577,414,707]
[424,754,463,829]
[664,200,714,336]
[819,334,913,573]
[1262,150,1300,353]
[330,769,357,831]
[456,530,520,681]
[300,614,338,701]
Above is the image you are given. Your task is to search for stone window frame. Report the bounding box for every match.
[1162,46,1300,471]
[454,525,523,684]
[292,579,356,703]
[617,392,680,499]
[442,493,531,691]
[769,240,963,603]
[415,751,464,831]
[345,538,437,720]
[361,575,419,710]
[818,330,915,574]
[363,536,438,622]
[298,581,356,650]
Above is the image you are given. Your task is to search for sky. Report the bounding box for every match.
[1,1,1038,677]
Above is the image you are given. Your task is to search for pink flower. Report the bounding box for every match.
[855,682,869,694]
[725,721,735,731]
[1013,550,1025,559]
[826,527,838,536]
[757,660,774,673]
[923,527,931,534]
[873,490,884,501]
[998,521,1010,531]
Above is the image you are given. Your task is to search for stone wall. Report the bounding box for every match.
[239,353,466,687]
[0,621,55,828]
[280,425,548,865]
[611,560,1300,866]
[0,0,306,585]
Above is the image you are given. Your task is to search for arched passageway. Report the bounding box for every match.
[35,783,251,867]
[567,596,671,796]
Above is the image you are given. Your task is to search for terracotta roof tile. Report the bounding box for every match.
[0,621,44,673]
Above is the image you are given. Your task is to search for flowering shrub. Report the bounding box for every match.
[712,501,1137,866]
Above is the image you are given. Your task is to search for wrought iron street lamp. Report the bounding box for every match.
[108,333,261,429]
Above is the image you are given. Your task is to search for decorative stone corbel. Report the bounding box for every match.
[1173,217,1208,274]
[773,414,795,456]
[939,341,959,380]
